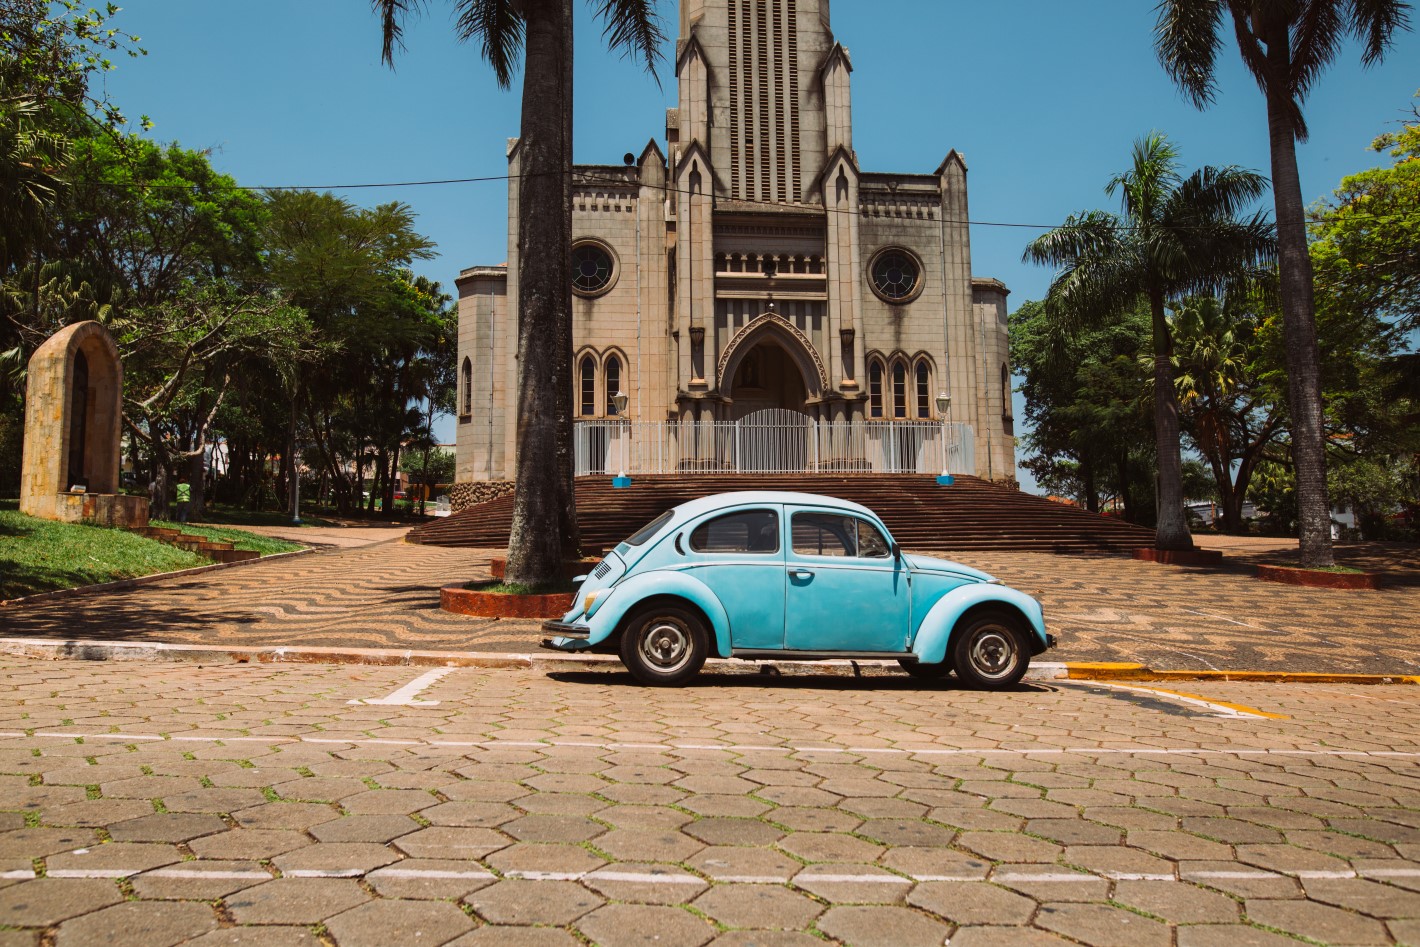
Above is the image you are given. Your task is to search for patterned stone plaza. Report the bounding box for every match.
[0,658,1417,945]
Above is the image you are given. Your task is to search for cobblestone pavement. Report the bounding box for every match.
[3,538,1418,675]
[0,658,1418,945]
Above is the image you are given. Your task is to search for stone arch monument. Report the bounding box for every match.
[20,321,148,527]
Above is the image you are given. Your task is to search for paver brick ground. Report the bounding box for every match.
[2,535,1418,673]
[0,658,1414,942]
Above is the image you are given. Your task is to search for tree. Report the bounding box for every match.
[1024,133,1274,550]
[374,0,665,587]
[1171,293,1286,533]
[1010,299,1157,519]
[1155,0,1412,567]
[1310,89,1420,336]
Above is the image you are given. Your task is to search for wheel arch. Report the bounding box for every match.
[588,571,733,658]
[911,584,1047,665]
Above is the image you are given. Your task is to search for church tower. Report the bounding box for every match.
[452,0,1017,491]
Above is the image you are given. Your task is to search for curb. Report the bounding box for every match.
[0,548,316,609]
[0,638,1414,685]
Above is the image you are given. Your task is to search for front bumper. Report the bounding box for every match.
[1046,634,1058,650]
[542,620,591,640]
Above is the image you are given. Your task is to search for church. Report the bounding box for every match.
[454,0,1015,488]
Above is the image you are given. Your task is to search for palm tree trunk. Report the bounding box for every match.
[1148,288,1193,550]
[554,0,581,560]
[505,0,574,587]
[1265,88,1335,568]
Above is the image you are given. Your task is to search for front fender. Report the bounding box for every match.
[911,584,1048,665]
[583,570,733,658]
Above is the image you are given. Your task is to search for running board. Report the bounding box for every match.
[731,650,915,663]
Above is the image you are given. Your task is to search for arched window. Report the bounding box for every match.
[892,362,908,419]
[916,362,930,419]
[605,355,622,415]
[579,356,596,417]
[460,357,472,417]
[868,361,884,419]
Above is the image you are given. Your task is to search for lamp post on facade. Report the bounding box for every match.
[612,391,632,489]
[936,392,954,486]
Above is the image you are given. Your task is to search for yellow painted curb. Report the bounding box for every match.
[1064,664,1420,686]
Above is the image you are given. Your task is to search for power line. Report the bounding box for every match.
[69,166,1419,232]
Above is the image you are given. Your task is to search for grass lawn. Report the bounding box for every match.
[0,500,308,600]
[198,506,340,528]
[151,520,306,556]
[1,501,203,600]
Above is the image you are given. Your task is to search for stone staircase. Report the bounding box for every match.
[132,526,261,564]
[408,474,1156,554]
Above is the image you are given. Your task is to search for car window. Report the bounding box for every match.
[690,509,780,554]
[625,510,673,546]
[792,512,857,557]
[857,519,892,558]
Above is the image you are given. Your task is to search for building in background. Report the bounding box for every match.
[455,0,1015,485]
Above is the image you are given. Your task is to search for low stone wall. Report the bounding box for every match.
[450,480,515,514]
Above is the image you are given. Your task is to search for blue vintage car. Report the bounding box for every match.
[541,491,1055,688]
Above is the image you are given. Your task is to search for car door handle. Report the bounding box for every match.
[789,569,814,579]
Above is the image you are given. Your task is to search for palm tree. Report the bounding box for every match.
[374,0,664,586]
[1024,133,1273,551]
[1154,0,1411,568]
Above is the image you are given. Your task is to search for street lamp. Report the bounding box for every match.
[611,391,632,489]
[935,392,954,486]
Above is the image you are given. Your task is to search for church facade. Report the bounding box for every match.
[454,0,1015,485]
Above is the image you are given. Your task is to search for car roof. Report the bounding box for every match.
[667,491,879,523]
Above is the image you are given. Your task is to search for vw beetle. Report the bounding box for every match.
[541,491,1055,687]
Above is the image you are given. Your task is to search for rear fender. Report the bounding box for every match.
[911,585,1048,665]
[583,570,732,658]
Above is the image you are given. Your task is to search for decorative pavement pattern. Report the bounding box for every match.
[2,537,1419,675]
[0,658,1418,945]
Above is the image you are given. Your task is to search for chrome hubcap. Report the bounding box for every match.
[640,620,691,672]
[968,626,1018,680]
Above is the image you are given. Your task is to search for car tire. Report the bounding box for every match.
[950,609,1030,691]
[898,658,952,680]
[620,604,709,686]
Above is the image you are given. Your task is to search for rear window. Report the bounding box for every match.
[690,509,780,555]
[625,510,674,546]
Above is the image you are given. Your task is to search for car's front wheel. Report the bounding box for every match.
[620,604,709,686]
[950,610,1030,690]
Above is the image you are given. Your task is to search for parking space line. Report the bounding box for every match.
[348,667,455,707]
[5,730,1417,757]
[1071,681,1288,719]
[13,864,1420,887]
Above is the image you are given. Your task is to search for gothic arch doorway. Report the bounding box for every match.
[719,314,826,421]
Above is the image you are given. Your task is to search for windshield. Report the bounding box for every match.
[624,510,674,546]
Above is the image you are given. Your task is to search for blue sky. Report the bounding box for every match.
[103,1,1419,488]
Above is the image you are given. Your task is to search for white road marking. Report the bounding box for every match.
[1071,681,1268,719]
[1,732,1417,759]
[348,667,455,707]
[11,864,1420,888]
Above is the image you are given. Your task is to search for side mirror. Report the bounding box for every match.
[891,543,901,561]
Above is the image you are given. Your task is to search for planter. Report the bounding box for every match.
[488,558,603,582]
[441,584,574,619]
[1256,564,1381,591]
[1132,547,1225,566]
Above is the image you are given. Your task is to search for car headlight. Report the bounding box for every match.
[583,588,611,617]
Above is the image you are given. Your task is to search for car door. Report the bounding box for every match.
[783,507,911,653]
[680,506,786,650]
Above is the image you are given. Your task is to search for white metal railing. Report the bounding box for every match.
[575,415,976,478]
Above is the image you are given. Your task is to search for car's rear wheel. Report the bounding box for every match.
[898,658,952,680]
[950,609,1030,690]
[620,604,709,686]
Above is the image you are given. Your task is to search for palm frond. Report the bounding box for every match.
[373,0,426,66]
[454,0,525,89]
[1346,0,1412,65]
[1107,133,1181,225]
[1022,211,1124,269]
[1167,165,1270,222]
[1290,0,1346,100]
[1154,0,1226,106]
[592,0,667,80]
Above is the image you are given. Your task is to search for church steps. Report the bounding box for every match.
[409,475,1155,554]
